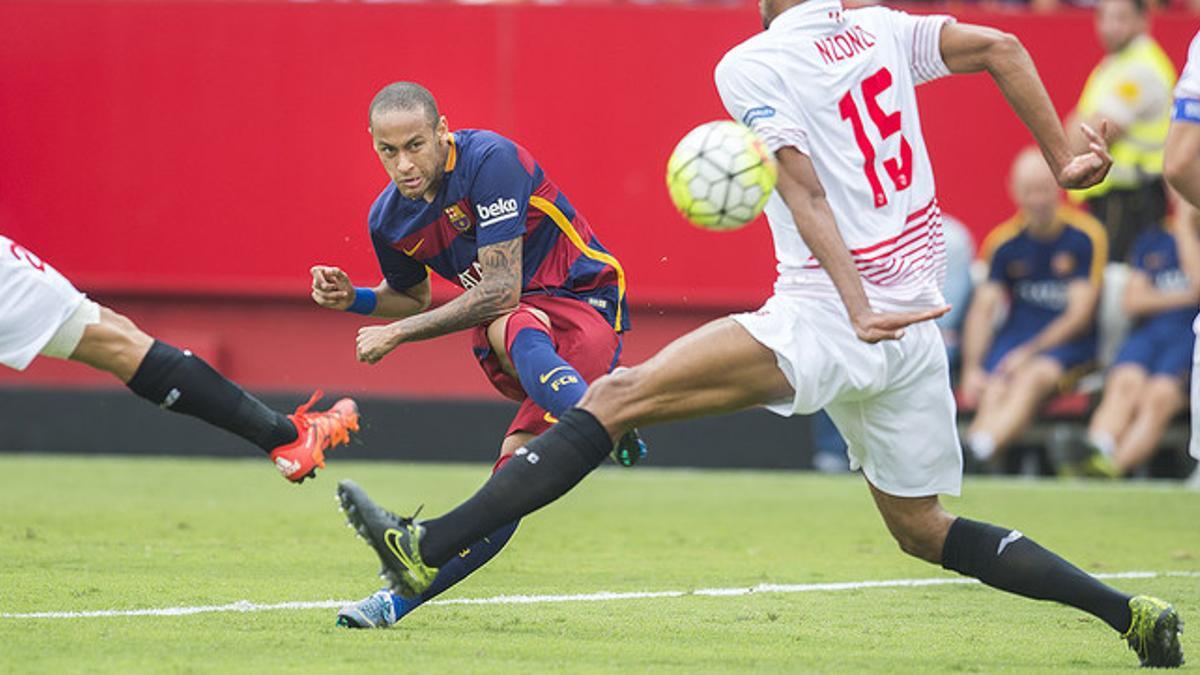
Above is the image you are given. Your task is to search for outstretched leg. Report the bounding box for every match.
[336,437,527,628]
[70,306,298,451]
[66,305,357,482]
[415,318,791,567]
[338,304,637,627]
[336,318,791,598]
[867,480,1182,667]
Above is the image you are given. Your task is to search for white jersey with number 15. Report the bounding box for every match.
[1176,30,1200,100]
[715,0,954,311]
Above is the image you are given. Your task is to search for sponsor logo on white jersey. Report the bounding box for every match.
[475,197,520,227]
[742,106,776,125]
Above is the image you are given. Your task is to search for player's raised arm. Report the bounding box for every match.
[310,264,431,317]
[938,22,1112,189]
[773,148,949,343]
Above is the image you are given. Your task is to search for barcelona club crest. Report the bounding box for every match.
[445,203,473,233]
[1051,252,1077,277]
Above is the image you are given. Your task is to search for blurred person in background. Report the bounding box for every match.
[0,235,360,484]
[1163,28,1200,486]
[960,148,1107,470]
[1068,0,1176,262]
[1069,188,1200,477]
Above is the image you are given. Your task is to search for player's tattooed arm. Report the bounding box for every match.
[356,237,523,363]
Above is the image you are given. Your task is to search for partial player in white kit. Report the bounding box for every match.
[1162,30,1200,483]
[0,235,361,483]
[335,0,1183,666]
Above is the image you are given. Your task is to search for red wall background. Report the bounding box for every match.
[0,1,1196,396]
[2,1,1194,304]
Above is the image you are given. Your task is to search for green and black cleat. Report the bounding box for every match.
[335,480,439,599]
[1123,595,1184,668]
[612,428,648,467]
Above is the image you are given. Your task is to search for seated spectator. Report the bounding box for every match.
[960,148,1108,469]
[1071,191,1200,476]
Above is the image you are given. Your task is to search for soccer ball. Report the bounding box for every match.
[666,120,777,231]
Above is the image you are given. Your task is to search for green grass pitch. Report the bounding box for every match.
[1,454,1197,672]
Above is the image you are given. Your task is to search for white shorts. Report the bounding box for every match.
[0,235,96,371]
[732,293,962,497]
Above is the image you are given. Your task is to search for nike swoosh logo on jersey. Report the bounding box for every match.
[538,366,570,384]
[403,239,425,256]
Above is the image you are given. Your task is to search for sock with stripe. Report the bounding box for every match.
[941,517,1132,632]
[507,319,588,418]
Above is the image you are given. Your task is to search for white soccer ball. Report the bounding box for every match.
[666,120,777,231]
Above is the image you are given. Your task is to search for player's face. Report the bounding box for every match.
[370,108,451,202]
[1095,0,1144,54]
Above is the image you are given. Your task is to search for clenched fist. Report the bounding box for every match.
[311,265,354,310]
[356,324,400,364]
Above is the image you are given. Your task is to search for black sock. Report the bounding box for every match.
[420,408,612,566]
[941,517,1132,633]
[126,341,297,453]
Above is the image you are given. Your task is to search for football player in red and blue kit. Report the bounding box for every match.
[311,82,644,628]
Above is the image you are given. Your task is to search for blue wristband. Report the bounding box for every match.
[346,287,378,315]
[1173,98,1200,124]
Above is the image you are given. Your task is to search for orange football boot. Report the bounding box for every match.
[269,390,360,483]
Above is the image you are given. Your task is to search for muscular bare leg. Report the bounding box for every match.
[866,479,954,563]
[580,318,794,438]
[415,317,793,566]
[68,307,154,382]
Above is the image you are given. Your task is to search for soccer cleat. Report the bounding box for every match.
[335,589,398,629]
[269,390,360,484]
[336,479,439,598]
[1057,439,1119,479]
[612,428,648,467]
[1122,595,1184,668]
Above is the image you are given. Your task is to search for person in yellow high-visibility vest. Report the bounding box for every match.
[1067,0,1177,262]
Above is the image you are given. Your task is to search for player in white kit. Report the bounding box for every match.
[0,235,361,483]
[335,0,1182,665]
[1163,30,1200,487]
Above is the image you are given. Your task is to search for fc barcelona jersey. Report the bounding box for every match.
[368,129,628,331]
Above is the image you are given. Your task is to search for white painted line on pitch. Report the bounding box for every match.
[2,570,1196,620]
